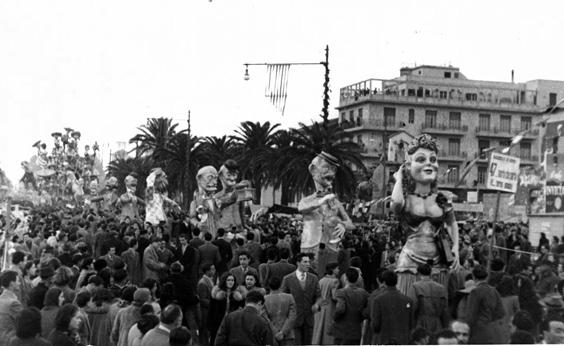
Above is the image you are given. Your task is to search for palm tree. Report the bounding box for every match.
[129,118,181,165]
[199,135,240,168]
[232,121,281,203]
[107,156,155,195]
[157,132,204,206]
[271,120,365,202]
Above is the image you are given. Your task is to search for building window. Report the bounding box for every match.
[425,110,437,128]
[500,115,511,133]
[454,72,459,78]
[408,109,415,124]
[448,138,461,155]
[521,116,532,130]
[449,112,461,129]
[340,112,345,122]
[520,142,531,159]
[479,114,491,131]
[479,140,490,159]
[357,108,363,126]
[466,93,478,101]
[439,91,448,99]
[349,110,354,123]
[447,165,459,183]
[477,166,487,184]
[550,93,558,106]
[384,107,396,126]
[408,89,416,96]
[444,72,452,78]
[357,135,363,145]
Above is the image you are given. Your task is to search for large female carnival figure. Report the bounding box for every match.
[390,134,460,299]
[298,152,355,270]
[145,168,180,226]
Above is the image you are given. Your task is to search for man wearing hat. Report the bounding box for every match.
[111,287,151,346]
[298,152,355,271]
[28,265,54,309]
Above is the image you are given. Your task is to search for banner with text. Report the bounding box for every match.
[487,153,520,193]
[545,153,564,213]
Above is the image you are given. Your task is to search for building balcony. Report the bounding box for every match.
[475,127,513,138]
[338,80,543,113]
[518,155,539,165]
[515,128,540,139]
[421,123,468,136]
[438,151,467,162]
[341,119,406,133]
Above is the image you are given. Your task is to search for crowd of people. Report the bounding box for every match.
[0,201,564,346]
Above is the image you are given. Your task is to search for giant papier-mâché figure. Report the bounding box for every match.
[145,168,179,225]
[215,159,252,232]
[190,165,237,237]
[298,152,355,269]
[390,134,459,299]
[117,174,145,222]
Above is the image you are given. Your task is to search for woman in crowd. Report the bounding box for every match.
[9,307,51,346]
[497,276,520,343]
[47,304,83,346]
[390,134,459,298]
[208,272,245,346]
[240,272,266,297]
[312,262,340,345]
[517,277,543,338]
[40,287,64,338]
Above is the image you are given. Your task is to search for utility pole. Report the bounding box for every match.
[184,110,191,207]
[321,45,330,136]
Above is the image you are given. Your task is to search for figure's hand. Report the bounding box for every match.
[250,207,269,222]
[311,303,320,314]
[275,332,284,341]
[319,193,336,206]
[235,180,251,189]
[333,223,346,239]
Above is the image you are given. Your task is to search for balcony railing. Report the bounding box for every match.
[421,123,468,134]
[475,127,513,138]
[341,119,405,131]
[439,177,466,186]
[518,155,539,164]
[438,151,467,161]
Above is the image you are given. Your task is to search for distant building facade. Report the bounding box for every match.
[337,65,564,201]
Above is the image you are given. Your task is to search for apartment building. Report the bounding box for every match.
[337,65,564,201]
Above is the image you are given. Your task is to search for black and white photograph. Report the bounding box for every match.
[1,1,564,345]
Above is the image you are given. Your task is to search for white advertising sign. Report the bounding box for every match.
[486,153,520,193]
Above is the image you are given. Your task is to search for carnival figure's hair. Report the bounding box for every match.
[401,134,439,195]
[407,134,439,155]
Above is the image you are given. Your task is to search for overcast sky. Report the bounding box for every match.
[1,0,564,183]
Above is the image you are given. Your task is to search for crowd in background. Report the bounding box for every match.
[0,202,564,345]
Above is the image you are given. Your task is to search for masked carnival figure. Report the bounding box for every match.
[390,134,460,300]
[215,159,252,233]
[190,166,237,237]
[20,161,37,191]
[65,171,84,203]
[298,152,355,269]
[117,174,145,222]
[89,177,119,213]
[145,168,180,226]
